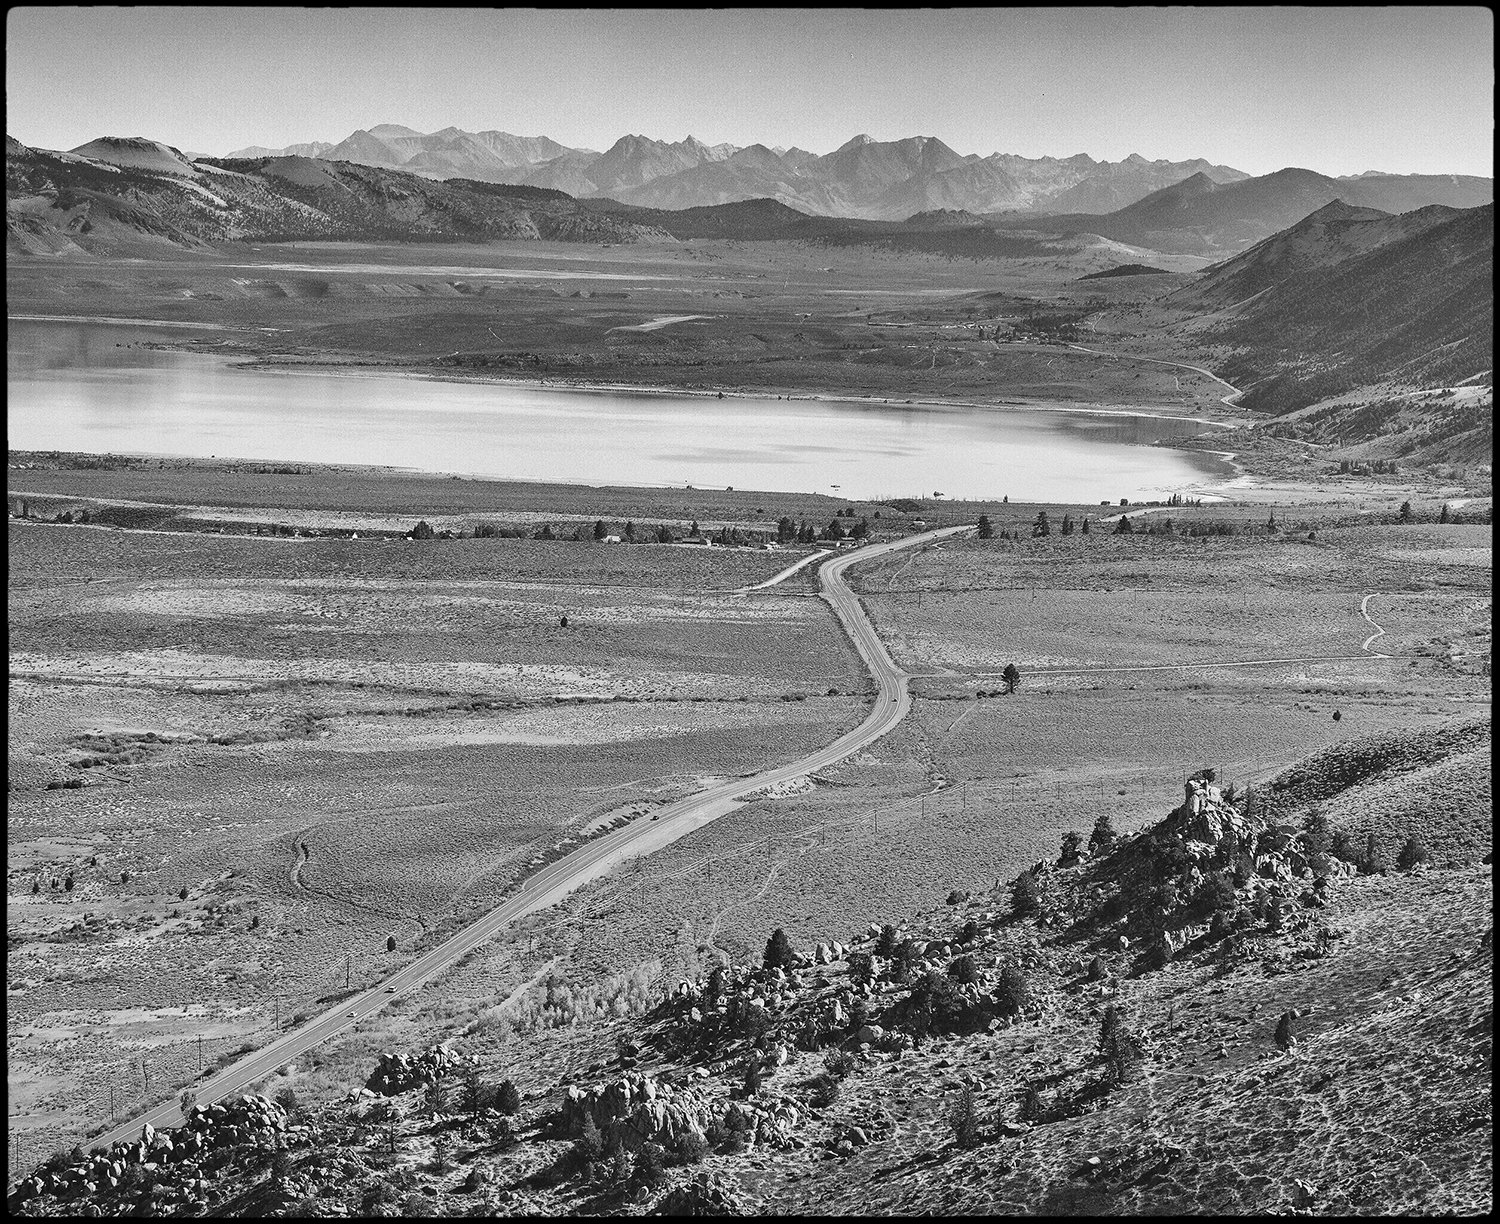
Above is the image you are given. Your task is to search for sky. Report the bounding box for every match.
[5,6,1494,176]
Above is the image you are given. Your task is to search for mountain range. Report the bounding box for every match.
[228,126,1256,220]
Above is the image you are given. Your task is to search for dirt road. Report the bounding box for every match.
[85,523,971,1150]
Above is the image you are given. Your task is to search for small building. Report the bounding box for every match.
[602,535,621,544]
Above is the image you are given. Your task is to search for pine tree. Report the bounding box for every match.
[1081,516,1091,535]
[1439,503,1451,524]
[976,515,993,539]
[1089,810,1118,854]
[497,1079,521,1114]
[1114,514,1134,534]
[1060,514,1074,535]
[1001,662,1021,693]
[1010,870,1039,918]
[949,1083,980,1149]
[1032,510,1051,537]
[763,927,795,971]
[1398,500,1414,523]
[875,923,899,957]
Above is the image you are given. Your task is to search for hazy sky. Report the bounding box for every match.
[6,7,1493,175]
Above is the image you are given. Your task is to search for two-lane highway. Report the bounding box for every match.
[86,522,971,1150]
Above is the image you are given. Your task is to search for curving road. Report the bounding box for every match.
[83,523,971,1151]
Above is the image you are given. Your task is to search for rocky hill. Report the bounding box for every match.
[4,137,669,255]
[10,722,1489,1217]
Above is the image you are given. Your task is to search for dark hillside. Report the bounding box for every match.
[1212,203,1493,414]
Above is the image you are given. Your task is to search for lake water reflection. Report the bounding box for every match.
[8,320,1231,501]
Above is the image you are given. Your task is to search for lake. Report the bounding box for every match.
[7,319,1232,501]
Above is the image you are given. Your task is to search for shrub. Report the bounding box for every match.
[674,1130,710,1165]
[1359,832,1390,876]
[1396,835,1430,871]
[948,954,980,985]
[946,888,970,906]
[179,886,190,901]
[409,520,435,540]
[1010,870,1039,918]
[1059,830,1085,865]
[809,1072,841,1108]
[1017,1085,1044,1124]
[950,1083,980,1149]
[743,1056,763,1098]
[1203,872,1238,915]
[270,1150,294,1182]
[1086,955,1106,982]
[179,1090,198,1117]
[994,964,1031,1014]
[496,1079,521,1115]
[824,1047,856,1080]
[875,923,899,957]
[959,918,979,944]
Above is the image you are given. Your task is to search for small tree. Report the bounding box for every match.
[1089,810,1117,855]
[1017,1085,1044,1124]
[763,927,796,971]
[496,1079,522,1115]
[179,886,190,901]
[949,1083,980,1150]
[571,1115,605,1177]
[386,934,397,952]
[634,1141,667,1188]
[409,520,435,540]
[875,923,899,957]
[1032,511,1051,537]
[977,515,994,539]
[742,1055,763,1098]
[1060,513,1075,536]
[1438,503,1451,524]
[1114,515,1134,535]
[179,1090,198,1117]
[995,964,1031,1014]
[624,521,636,543]
[1396,834,1430,871]
[1001,662,1021,694]
[847,950,874,984]
[1080,516,1092,535]
[1086,955,1106,982]
[1398,500,1414,523]
[1360,831,1389,875]
[1010,870,1039,919]
[1059,830,1084,865]
[1303,809,1333,874]
[593,519,608,540]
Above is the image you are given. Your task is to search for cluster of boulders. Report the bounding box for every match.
[365,1044,473,1096]
[652,1170,747,1215]
[9,1094,306,1216]
[562,1072,717,1152]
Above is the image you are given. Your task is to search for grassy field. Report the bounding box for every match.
[5,507,868,1157]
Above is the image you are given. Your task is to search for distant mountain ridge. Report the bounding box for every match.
[995,166,1494,254]
[226,124,1257,220]
[4,136,669,255]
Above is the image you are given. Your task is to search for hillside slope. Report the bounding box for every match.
[1207,203,1493,415]
[10,723,1489,1217]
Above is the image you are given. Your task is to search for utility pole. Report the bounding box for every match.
[142,1058,150,1095]
[197,1036,203,1080]
[110,1081,116,1120]
[345,956,351,991]
[274,996,280,1033]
